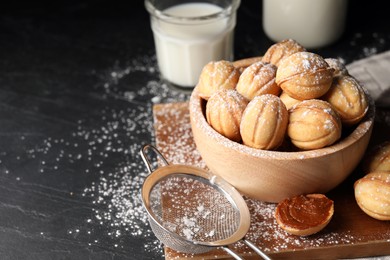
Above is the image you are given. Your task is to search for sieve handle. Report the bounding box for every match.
[221,246,244,260]
[140,144,170,173]
[222,241,271,260]
[243,239,272,260]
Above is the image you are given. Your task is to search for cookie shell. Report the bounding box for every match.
[287,99,342,150]
[236,61,280,100]
[275,193,334,236]
[262,39,306,67]
[279,91,301,110]
[240,94,288,150]
[354,172,390,221]
[363,141,390,173]
[206,89,248,142]
[197,60,240,100]
[322,75,368,126]
[276,52,334,100]
[325,58,349,78]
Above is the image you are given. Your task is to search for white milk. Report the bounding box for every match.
[151,3,235,88]
[263,0,348,48]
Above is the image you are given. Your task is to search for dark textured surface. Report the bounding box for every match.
[0,1,389,259]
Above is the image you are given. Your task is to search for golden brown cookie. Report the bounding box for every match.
[287,99,342,150]
[322,75,368,126]
[363,141,390,173]
[354,172,390,221]
[276,52,334,100]
[325,58,349,77]
[262,39,306,67]
[197,60,240,100]
[233,56,263,73]
[236,61,280,100]
[279,91,301,110]
[206,89,248,142]
[240,94,288,150]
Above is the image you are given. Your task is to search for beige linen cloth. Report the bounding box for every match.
[347,50,390,108]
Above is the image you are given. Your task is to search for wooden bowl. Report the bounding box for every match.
[189,86,375,203]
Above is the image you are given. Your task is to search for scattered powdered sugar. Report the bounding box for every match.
[287,52,328,74]
[98,36,389,259]
[237,199,364,253]
[302,58,312,70]
[324,119,335,130]
[348,32,390,61]
[78,54,191,255]
[165,93,390,258]
[325,58,348,77]
[0,53,192,257]
[149,174,239,246]
[203,60,238,85]
[17,46,383,259]
[247,61,277,84]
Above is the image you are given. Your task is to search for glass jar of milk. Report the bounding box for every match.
[145,0,241,89]
[263,0,348,49]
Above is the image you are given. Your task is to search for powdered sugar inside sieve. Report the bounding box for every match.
[140,144,271,260]
[149,174,241,243]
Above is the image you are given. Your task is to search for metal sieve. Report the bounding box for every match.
[140,144,271,260]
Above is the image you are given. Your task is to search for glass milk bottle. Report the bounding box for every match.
[263,0,348,49]
[145,0,241,89]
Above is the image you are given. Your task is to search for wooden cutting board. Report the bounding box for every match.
[153,102,390,259]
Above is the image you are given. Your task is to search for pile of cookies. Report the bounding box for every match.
[196,39,369,151]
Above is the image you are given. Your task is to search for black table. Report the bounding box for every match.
[0,1,389,259]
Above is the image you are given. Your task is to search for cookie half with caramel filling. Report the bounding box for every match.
[275,194,334,236]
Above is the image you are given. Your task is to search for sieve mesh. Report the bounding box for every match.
[148,214,211,254]
[140,145,271,259]
[149,174,241,244]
